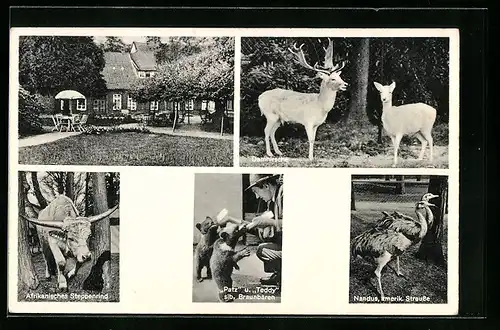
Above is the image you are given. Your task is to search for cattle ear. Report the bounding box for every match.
[195,223,201,231]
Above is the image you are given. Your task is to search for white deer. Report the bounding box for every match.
[258,38,348,160]
[373,81,437,167]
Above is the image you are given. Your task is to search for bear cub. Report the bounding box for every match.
[210,222,251,302]
[194,216,219,282]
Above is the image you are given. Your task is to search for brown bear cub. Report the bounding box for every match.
[194,216,219,282]
[210,222,251,302]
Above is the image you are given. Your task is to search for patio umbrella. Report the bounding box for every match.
[55,90,86,100]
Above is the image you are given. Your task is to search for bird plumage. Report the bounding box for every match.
[351,226,412,261]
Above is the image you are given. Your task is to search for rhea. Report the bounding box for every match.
[351,200,436,299]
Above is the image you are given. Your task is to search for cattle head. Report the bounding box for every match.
[22,204,118,263]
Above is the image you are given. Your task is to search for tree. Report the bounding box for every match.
[18,87,44,136]
[101,36,127,53]
[19,36,107,97]
[65,172,75,201]
[18,172,40,291]
[416,176,448,265]
[347,38,371,127]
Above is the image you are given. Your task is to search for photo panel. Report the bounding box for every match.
[17,171,120,303]
[240,36,451,169]
[192,173,283,303]
[349,174,448,304]
[16,33,235,167]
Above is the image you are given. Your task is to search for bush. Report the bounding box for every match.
[19,87,44,137]
[88,114,138,126]
[83,125,151,135]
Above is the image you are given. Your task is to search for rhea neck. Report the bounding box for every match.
[318,81,338,112]
[415,205,433,237]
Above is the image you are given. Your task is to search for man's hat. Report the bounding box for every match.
[245,174,280,191]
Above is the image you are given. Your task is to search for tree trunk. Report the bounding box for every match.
[347,38,371,127]
[71,172,111,292]
[31,172,47,209]
[395,175,406,194]
[416,176,447,266]
[56,172,65,194]
[65,172,74,201]
[377,123,383,144]
[84,173,91,216]
[350,182,356,211]
[18,172,40,291]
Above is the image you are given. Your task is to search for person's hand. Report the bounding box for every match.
[247,214,276,229]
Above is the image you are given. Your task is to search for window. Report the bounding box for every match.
[76,99,86,111]
[93,99,106,113]
[60,100,64,110]
[226,99,233,110]
[150,100,159,111]
[127,96,137,110]
[113,94,122,110]
[173,102,180,111]
[201,100,208,110]
[145,72,151,78]
[185,99,194,111]
[138,71,146,78]
[208,101,216,114]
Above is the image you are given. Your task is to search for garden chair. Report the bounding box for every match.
[51,114,62,132]
[74,114,88,132]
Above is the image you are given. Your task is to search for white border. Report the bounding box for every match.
[9,27,459,315]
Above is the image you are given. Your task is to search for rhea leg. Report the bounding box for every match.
[415,132,428,160]
[270,121,283,156]
[374,251,392,299]
[305,124,319,160]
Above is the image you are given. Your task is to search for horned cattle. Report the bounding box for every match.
[21,195,118,292]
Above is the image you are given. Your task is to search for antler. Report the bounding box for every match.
[288,43,329,74]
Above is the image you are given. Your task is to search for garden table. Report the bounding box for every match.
[60,115,77,132]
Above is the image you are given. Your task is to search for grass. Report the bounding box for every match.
[18,253,120,302]
[19,132,233,166]
[239,122,449,168]
[349,188,448,304]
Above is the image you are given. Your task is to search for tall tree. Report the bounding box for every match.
[18,172,40,291]
[65,172,75,201]
[88,172,112,290]
[101,36,127,53]
[416,176,448,265]
[30,172,47,209]
[19,36,107,97]
[347,38,371,126]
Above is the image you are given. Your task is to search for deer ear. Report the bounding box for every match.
[389,81,396,92]
[373,82,383,91]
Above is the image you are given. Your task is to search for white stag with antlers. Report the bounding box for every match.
[258,38,348,160]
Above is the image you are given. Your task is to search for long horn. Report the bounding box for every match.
[88,204,119,223]
[20,215,64,229]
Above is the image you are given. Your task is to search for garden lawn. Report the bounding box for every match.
[19,132,233,166]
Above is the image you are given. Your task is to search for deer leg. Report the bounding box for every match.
[392,133,403,167]
[421,131,434,162]
[270,121,283,156]
[305,124,318,160]
[264,120,276,157]
[415,132,428,160]
[374,251,392,300]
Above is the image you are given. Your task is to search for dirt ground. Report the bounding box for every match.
[240,145,449,168]
[192,243,281,303]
